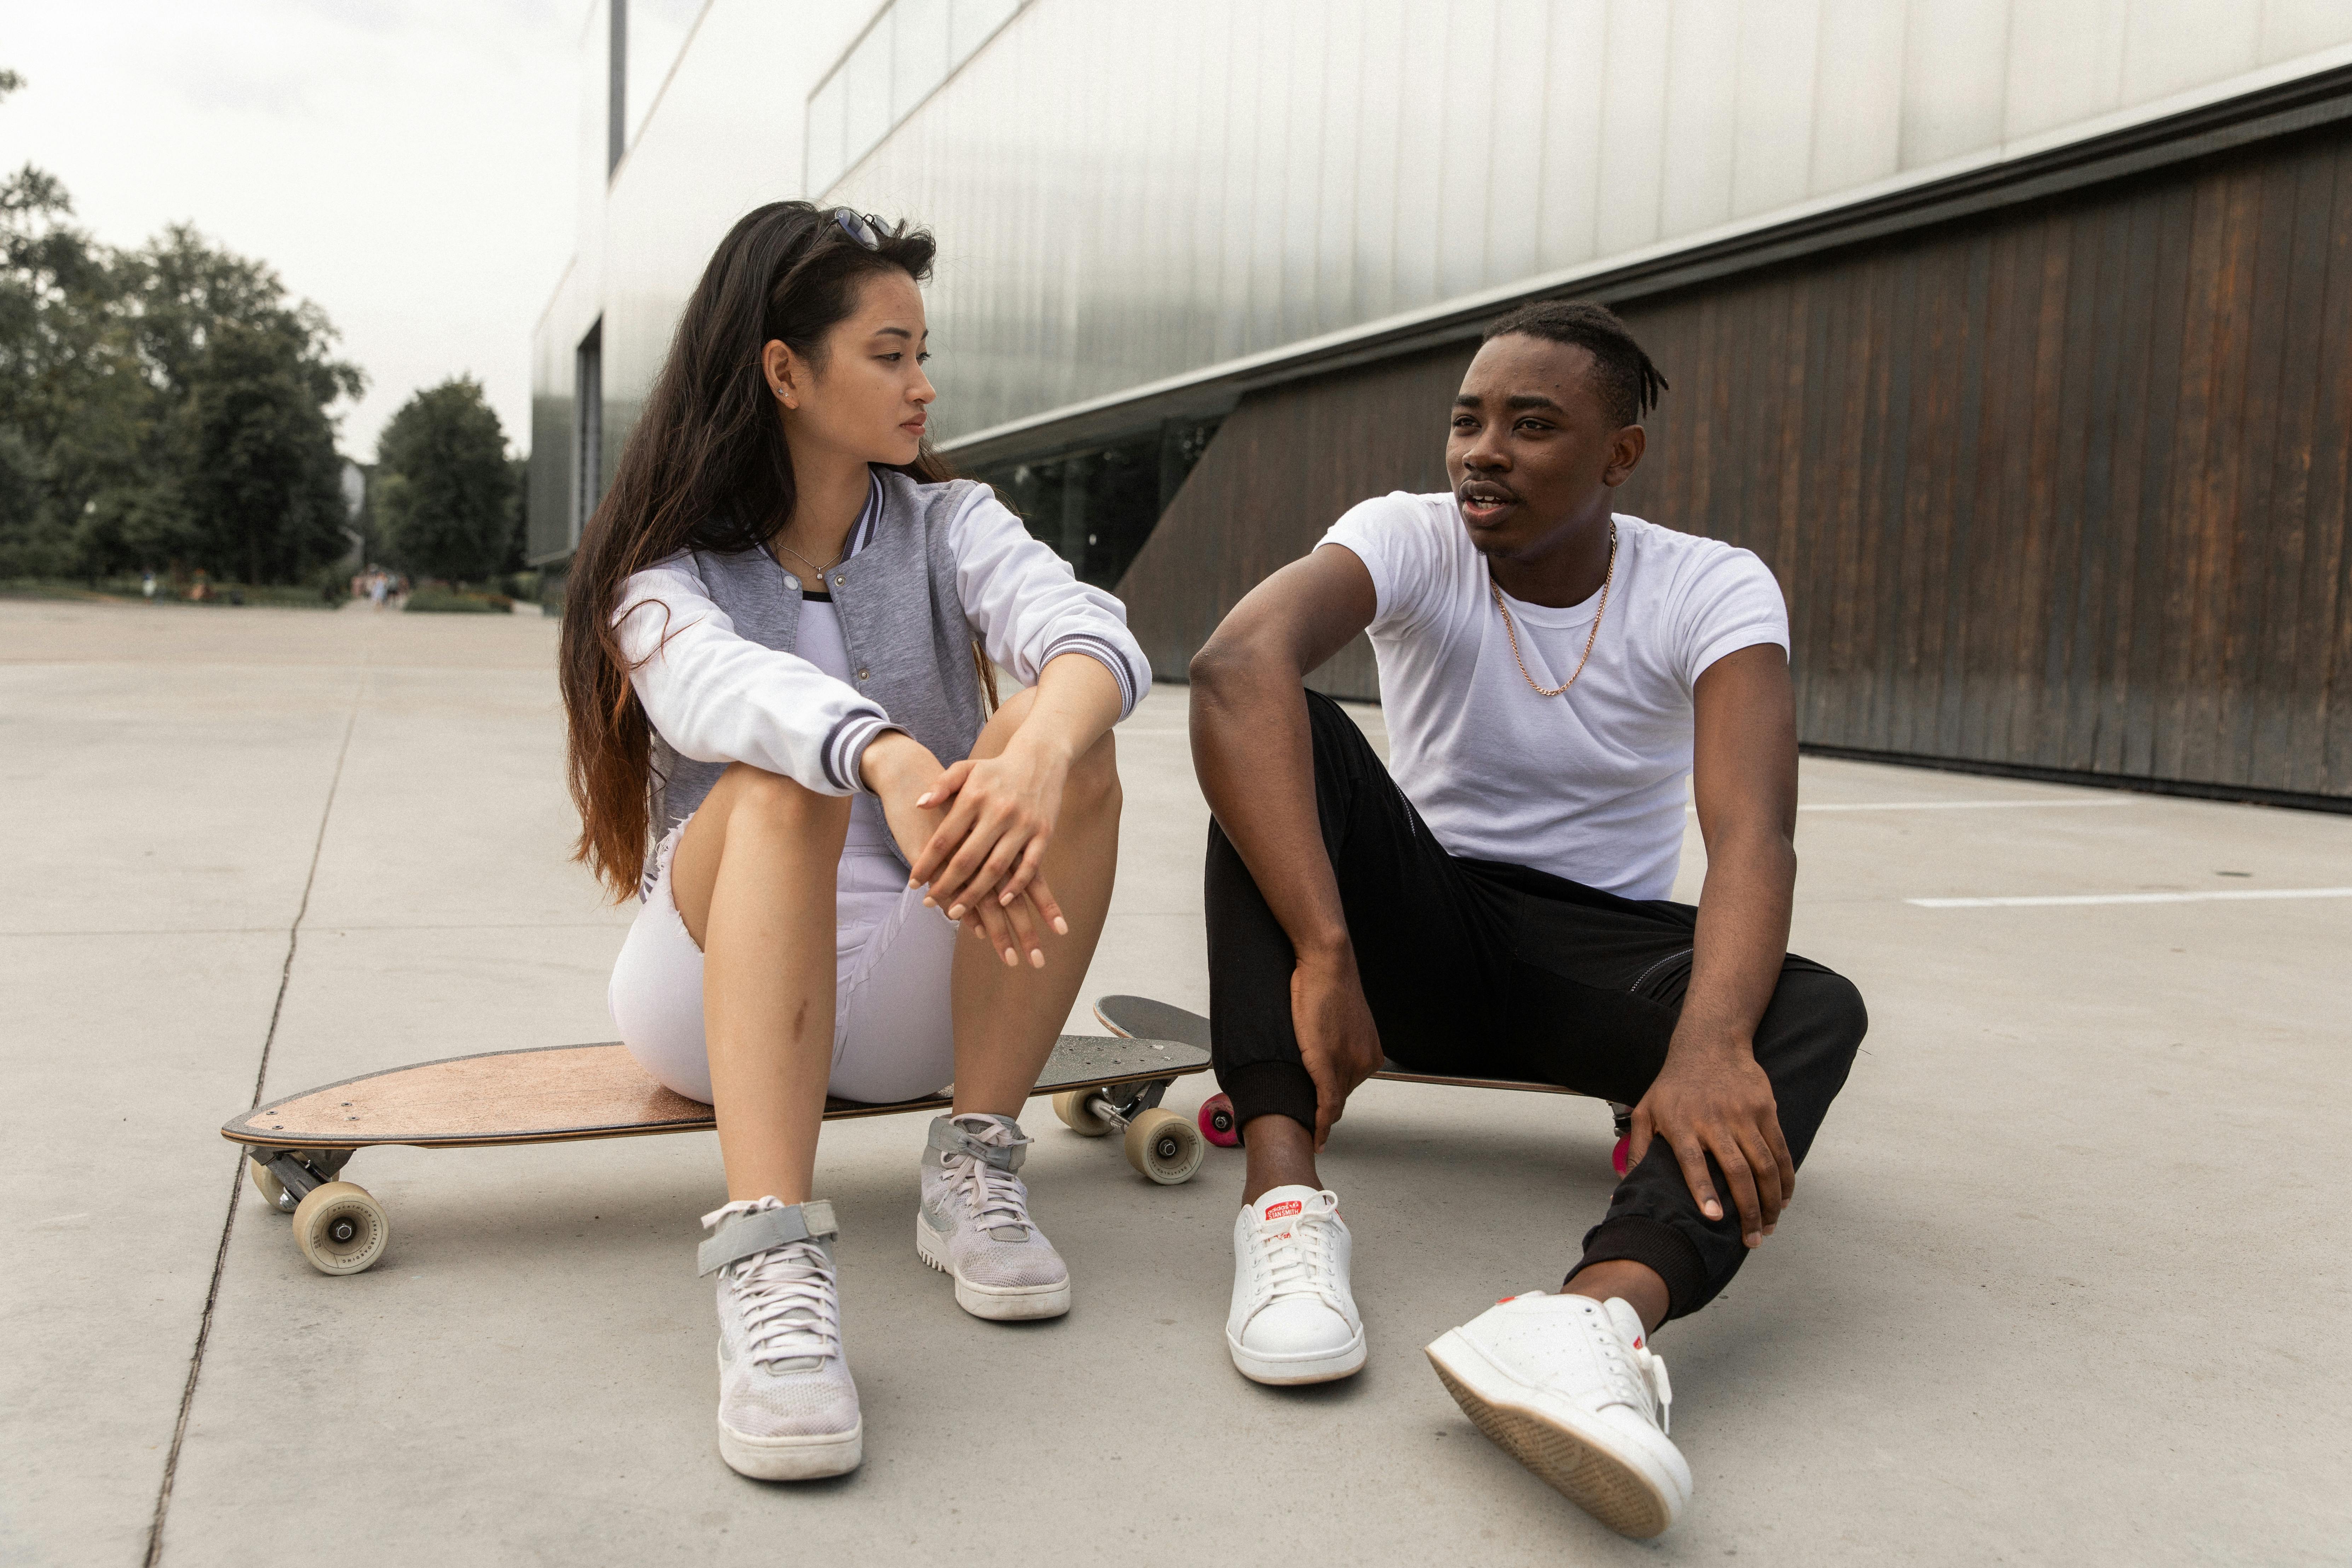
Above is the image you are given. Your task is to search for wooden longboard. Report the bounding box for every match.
[222,1033,1208,1153]
[1092,995,1592,1098]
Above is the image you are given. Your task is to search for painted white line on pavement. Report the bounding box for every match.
[1688,797,2137,814]
[1800,798,2136,812]
[1907,886,2352,908]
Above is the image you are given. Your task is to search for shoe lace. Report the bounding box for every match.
[1253,1192,1345,1314]
[1640,1345,1673,1432]
[1585,1306,1674,1435]
[943,1146,1035,1242]
[729,1240,840,1369]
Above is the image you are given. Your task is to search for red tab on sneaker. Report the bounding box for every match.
[1263,1199,1302,1221]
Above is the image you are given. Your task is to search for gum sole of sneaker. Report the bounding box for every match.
[1226,1330,1367,1386]
[717,1420,863,1481]
[915,1218,1072,1321]
[1425,1340,1678,1539]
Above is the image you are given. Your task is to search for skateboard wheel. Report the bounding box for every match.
[293,1181,390,1276]
[247,1156,297,1214]
[1611,1136,1632,1178]
[1052,1088,1114,1137]
[1197,1093,1240,1148]
[1123,1107,1204,1185]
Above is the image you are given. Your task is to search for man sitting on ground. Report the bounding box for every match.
[1186,300,1867,1538]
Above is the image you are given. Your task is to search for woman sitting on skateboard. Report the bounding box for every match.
[558,202,1145,1481]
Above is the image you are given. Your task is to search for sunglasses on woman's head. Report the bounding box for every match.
[831,208,885,250]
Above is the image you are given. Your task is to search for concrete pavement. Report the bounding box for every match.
[4,597,2347,1566]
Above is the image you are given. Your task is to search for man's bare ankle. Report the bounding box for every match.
[1563,1258,1670,1334]
[1239,1114,1318,1205]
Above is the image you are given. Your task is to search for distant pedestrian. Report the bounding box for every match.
[141,571,156,601]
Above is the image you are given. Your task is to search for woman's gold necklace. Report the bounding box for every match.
[770,535,844,588]
[1490,521,1616,698]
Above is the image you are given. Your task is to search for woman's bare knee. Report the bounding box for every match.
[969,685,1041,758]
[714,763,849,837]
[1064,730,1121,816]
[673,768,845,949]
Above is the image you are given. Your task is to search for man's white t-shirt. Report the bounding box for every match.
[1320,492,1790,901]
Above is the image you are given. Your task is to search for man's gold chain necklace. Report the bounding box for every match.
[1490,521,1616,698]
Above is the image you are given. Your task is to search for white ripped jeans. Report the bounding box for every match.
[606,815,961,1105]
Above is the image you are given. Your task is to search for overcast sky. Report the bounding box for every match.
[4,0,585,459]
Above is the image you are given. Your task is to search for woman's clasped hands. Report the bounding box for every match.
[861,729,1071,969]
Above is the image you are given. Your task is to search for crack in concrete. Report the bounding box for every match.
[143,680,364,1568]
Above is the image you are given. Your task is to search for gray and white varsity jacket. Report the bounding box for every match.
[613,469,1150,850]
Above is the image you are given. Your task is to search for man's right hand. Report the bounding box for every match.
[1290,946,1384,1150]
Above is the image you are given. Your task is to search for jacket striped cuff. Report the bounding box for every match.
[822,710,899,794]
[1041,632,1144,718]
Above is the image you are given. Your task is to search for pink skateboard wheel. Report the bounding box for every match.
[1198,1093,1240,1148]
[1611,1135,1632,1177]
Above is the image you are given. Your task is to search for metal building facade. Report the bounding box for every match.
[531,0,2352,804]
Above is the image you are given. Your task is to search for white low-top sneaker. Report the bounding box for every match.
[916,1113,1071,1320]
[1226,1185,1365,1384]
[1424,1291,1691,1538]
[699,1197,862,1481]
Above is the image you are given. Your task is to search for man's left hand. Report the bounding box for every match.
[1627,1035,1794,1249]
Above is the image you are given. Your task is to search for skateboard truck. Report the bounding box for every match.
[240,1146,388,1276]
[246,1147,353,1213]
[1049,1077,1206,1185]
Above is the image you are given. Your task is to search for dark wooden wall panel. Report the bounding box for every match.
[2311,144,2352,794]
[1116,125,2352,803]
[1117,346,1470,700]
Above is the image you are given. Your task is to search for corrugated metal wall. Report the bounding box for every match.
[536,1,2352,566]
[1119,124,2352,802]
[830,0,2352,446]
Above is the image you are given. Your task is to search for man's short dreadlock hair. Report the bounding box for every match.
[1481,299,1668,429]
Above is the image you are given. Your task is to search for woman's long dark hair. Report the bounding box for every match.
[559,201,962,900]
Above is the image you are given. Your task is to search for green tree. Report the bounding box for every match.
[375,377,513,582]
[179,318,351,585]
[0,65,364,582]
[503,452,530,573]
[0,423,64,575]
[127,226,362,581]
[0,75,145,576]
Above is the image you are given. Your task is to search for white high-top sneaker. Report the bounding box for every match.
[1424,1292,1691,1538]
[916,1113,1071,1320]
[1226,1185,1364,1384]
[699,1197,861,1481]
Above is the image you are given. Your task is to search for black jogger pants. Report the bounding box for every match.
[1204,690,1867,1321]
